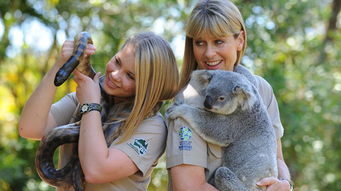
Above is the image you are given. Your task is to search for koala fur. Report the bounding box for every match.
[168,66,278,191]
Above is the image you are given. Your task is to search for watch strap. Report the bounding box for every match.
[79,103,102,115]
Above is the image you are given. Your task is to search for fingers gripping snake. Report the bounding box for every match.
[35,32,133,191]
[54,31,96,86]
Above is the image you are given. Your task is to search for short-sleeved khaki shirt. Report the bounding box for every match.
[166,75,284,188]
[50,93,167,191]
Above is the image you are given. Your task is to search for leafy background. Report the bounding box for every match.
[0,0,340,190]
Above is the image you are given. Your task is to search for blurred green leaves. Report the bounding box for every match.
[0,0,340,190]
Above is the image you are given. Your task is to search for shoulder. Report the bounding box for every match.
[254,75,273,93]
[253,75,275,106]
[137,113,167,134]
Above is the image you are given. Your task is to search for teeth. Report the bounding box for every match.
[206,61,221,66]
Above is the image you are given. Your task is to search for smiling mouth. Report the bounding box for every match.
[206,60,222,66]
[106,75,119,89]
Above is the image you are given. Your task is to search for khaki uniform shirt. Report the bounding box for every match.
[166,75,284,189]
[50,93,167,191]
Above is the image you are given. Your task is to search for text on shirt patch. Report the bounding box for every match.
[178,126,192,151]
[128,138,149,155]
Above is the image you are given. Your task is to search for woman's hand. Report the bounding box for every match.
[257,177,291,191]
[74,70,101,105]
[57,40,96,68]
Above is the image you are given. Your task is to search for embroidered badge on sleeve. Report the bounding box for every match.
[128,138,149,155]
[178,126,192,151]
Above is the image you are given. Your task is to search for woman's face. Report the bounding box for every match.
[104,44,136,101]
[193,32,244,71]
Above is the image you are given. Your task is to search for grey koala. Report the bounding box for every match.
[168,68,278,191]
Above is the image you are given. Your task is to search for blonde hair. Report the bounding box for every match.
[119,32,179,143]
[180,0,247,89]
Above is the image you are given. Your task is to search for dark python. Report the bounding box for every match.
[54,31,96,86]
[35,32,133,191]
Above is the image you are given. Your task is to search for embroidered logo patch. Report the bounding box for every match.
[128,138,148,155]
[179,126,192,151]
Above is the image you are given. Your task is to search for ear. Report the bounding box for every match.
[192,70,212,85]
[233,84,255,111]
[236,31,245,51]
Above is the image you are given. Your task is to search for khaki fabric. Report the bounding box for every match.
[166,75,284,189]
[51,93,167,191]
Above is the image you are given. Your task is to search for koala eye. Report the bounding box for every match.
[218,96,225,101]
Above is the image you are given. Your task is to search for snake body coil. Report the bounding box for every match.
[36,32,102,191]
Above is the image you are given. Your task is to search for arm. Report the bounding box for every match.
[18,53,67,140]
[166,112,220,191]
[18,40,96,140]
[79,110,138,183]
[255,76,292,190]
[256,139,292,191]
[75,71,138,183]
[170,164,218,191]
[277,139,291,181]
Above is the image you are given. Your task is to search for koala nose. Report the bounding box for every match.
[204,95,213,109]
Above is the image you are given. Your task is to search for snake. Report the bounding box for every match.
[54,31,96,86]
[35,32,133,191]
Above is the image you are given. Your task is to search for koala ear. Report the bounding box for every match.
[192,70,212,85]
[233,84,255,110]
[233,84,251,97]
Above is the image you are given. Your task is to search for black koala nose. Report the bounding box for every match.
[204,95,213,109]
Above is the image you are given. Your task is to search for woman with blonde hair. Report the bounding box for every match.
[166,0,293,190]
[19,32,179,190]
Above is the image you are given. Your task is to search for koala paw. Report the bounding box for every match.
[166,104,188,120]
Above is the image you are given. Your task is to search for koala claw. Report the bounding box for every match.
[166,105,186,120]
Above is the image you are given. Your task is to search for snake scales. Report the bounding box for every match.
[35,32,133,191]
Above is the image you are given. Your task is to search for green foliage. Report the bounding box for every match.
[0,0,340,190]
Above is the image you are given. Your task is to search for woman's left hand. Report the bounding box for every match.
[73,70,101,104]
[257,177,291,191]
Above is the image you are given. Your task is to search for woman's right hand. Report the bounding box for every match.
[56,40,74,68]
[56,40,96,68]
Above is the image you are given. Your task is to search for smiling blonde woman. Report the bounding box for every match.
[19,32,179,191]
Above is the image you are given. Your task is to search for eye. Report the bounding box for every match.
[194,40,204,46]
[218,96,225,101]
[127,72,135,80]
[215,40,224,45]
[114,57,121,66]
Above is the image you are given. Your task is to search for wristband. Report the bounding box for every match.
[79,103,102,115]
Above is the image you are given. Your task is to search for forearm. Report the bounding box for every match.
[78,111,110,180]
[171,164,219,191]
[173,182,218,191]
[278,158,291,180]
[19,63,61,139]
[276,139,291,180]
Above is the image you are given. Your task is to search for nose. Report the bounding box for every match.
[204,45,215,59]
[111,70,122,82]
[204,95,213,109]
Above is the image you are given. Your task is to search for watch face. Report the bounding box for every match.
[81,104,89,112]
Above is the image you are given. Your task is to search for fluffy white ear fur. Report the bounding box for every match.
[233,85,256,111]
[191,70,212,89]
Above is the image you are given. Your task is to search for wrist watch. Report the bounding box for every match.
[79,103,102,115]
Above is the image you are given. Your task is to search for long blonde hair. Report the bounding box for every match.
[119,32,179,143]
[180,0,247,89]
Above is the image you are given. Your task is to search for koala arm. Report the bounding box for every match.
[168,104,233,147]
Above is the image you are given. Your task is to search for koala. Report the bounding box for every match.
[168,68,278,191]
